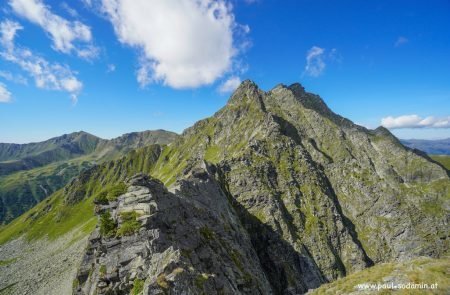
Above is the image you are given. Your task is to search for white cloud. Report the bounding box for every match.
[0,19,83,103]
[136,59,153,87]
[303,46,341,77]
[94,0,245,89]
[0,20,22,50]
[219,76,241,93]
[0,82,12,103]
[9,0,98,59]
[0,70,28,85]
[304,46,326,77]
[394,36,408,47]
[381,115,450,129]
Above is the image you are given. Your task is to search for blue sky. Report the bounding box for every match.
[0,0,449,143]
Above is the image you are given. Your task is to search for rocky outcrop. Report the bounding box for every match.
[259,83,449,263]
[75,169,278,294]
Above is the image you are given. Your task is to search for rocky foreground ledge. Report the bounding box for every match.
[75,166,288,294]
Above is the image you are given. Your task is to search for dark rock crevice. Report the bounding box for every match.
[215,166,326,294]
[267,109,374,271]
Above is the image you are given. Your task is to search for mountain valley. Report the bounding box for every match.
[0,130,178,224]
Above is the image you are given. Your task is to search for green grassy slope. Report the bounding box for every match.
[310,257,449,294]
[0,190,97,244]
[0,131,100,162]
[0,132,100,175]
[0,145,163,244]
[0,159,93,224]
[431,155,450,171]
[0,130,178,225]
[0,130,178,176]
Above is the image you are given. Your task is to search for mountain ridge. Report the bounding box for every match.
[0,129,179,164]
[0,131,100,161]
[0,130,178,224]
[0,80,448,294]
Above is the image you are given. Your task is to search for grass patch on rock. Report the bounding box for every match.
[116,211,141,237]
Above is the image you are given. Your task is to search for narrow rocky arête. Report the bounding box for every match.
[76,168,278,294]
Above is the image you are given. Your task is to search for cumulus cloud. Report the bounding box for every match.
[381,115,450,129]
[0,82,12,103]
[0,19,83,103]
[394,36,408,47]
[92,0,245,89]
[9,0,98,59]
[304,46,326,77]
[218,76,241,93]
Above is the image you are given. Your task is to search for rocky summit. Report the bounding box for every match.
[1,81,449,295]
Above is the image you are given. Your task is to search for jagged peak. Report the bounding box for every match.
[270,83,287,91]
[225,80,331,118]
[231,79,260,97]
[374,126,391,135]
[371,126,406,147]
[223,81,374,135]
[226,79,265,108]
[266,82,330,114]
[269,82,306,94]
[288,82,306,94]
[238,79,258,88]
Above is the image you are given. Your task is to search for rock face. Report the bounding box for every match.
[73,81,449,294]
[75,170,279,294]
[145,80,447,293]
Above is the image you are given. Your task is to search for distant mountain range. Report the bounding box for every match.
[0,130,178,175]
[0,130,178,224]
[401,138,450,155]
